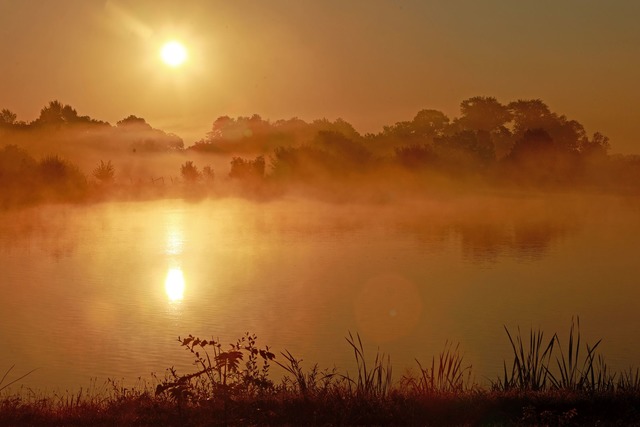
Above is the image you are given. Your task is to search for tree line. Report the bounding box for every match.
[0,100,183,152]
[191,96,636,190]
[2,96,640,206]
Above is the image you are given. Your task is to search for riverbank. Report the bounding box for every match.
[3,324,640,425]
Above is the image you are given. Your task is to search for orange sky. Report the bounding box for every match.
[1,1,639,153]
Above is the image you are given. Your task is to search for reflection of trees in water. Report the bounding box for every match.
[0,208,78,259]
[399,218,571,262]
[394,197,580,262]
[456,220,571,262]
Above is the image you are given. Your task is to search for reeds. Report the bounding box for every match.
[342,331,393,399]
[5,322,640,425]
[498,317,616,392]
[403,341,473,394]
[0,365,37,393]
[498,326,555,391]
[274,349,337,398]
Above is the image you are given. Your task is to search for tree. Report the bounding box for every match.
[92,160,115,183]
[181,161,200,182]
[207,116,235,140]
[508,99,553,136]
[34,100,82,126]
[0,109,17,126]
[457,96,512,132]
[435,130,496,169]
[382,109,450,144]
[411,109,450,139]
[508,100,587,152]
[508,128,556,162]
[117,115,152,130]
[202,166,215,182]
[229,156,265,180]
[395,144,437,169]
[505,128,580,185]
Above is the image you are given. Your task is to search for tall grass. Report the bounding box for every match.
[0,366,37,393]
[4,322,640,425]
[403,341,473,394]
[497,317,617,393]
[342,331,393,399]
[497,326,555,391]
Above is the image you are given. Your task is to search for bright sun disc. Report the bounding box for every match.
[160,41,187,67]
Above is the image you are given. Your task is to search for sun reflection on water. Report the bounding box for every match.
[166,229,184,256]
[165,267,185,302]
[164,211,186,302]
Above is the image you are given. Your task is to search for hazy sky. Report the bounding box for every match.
[1,1,639,152]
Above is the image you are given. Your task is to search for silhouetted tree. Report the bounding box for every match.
[508,99,553,137]
[116,115,184,151]
[505,128,580,184]
[508,99,587,153]
[382,109,450,144]
[508,129,556,162]
[314,131,371,168]
[92,160,115,183]
[395,144,437,169]
[435,130,496,170]
[581,132,610,158]
[0,145,37,178]
[229,156,265,180]
[34,100,91,127]
[37,155,87,200]
[117,115,153,130]
[412,109,450,139]
[202,166,215,182]
[181,161,200,182]
[0,109,17,126]
[457,96,512,132]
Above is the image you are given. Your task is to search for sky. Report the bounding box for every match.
[1,0,639,153]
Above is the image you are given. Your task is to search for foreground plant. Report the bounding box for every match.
[0,365,37,393]
[156,332,276,404]
[342,331,393,399]
[498,326,555,391]
[497,317,613,392]
[403,341,473,394]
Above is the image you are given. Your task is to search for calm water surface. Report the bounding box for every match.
[1,194,639,391]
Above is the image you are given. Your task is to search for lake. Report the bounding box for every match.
[1,193,639,391]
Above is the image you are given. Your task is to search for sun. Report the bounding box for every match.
[160,41,188,67]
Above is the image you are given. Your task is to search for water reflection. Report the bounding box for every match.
[165,267,185,301]
[165,223,184,256]
[164,209,186,302]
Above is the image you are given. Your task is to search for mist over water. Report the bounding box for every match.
[1,195,638,391]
